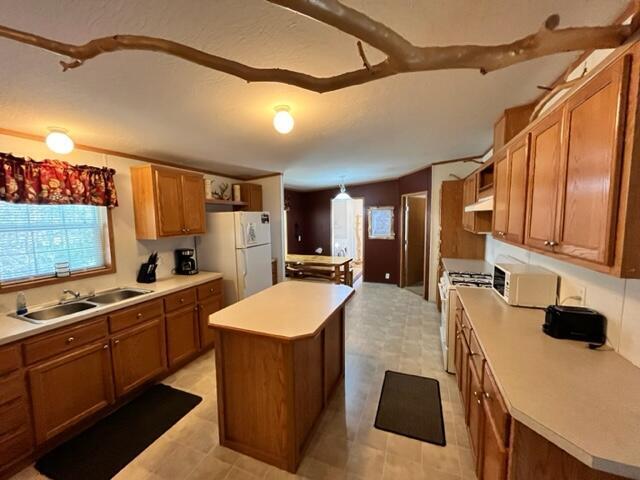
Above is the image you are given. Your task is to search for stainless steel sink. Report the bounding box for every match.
[90,288,151,304]
[21,301,97,323]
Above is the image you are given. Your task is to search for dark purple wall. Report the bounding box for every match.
[284,167,432,285]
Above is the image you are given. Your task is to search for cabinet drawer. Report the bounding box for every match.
[164,288,196,313]
[483,363,511,446]
[0,371,25,405]
[196,280,223,301]
[24,318,108,365]
[109,299,163,332]
[0,344,22,376]
[0,427,33,467]
[469,330,484,378]
[0,398,30,437]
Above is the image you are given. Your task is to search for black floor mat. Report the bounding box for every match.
[374,370,446,446]
[35,384,202,480]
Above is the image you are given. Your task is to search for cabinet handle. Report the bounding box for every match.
[114,339,120,345]
[137,312,143,319]
[66,336,75,344]
[103,344,109,350]
[470,351,481,357]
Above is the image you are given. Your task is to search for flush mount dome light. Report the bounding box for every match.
[273,105,294,134]
[45,128,74,154]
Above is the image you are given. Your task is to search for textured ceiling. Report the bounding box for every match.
[0,0,628,188]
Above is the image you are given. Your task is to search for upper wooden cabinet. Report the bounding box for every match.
[131,165,206,239]
[493,136,529,244]
[554,56,630,265]
[462,176,477,232]
[493,102,535,152]
[239,183,263,211]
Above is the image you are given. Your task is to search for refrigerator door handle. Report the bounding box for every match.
[242,248,248,279]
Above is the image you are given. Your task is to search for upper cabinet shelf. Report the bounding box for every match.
[131,165,207,240]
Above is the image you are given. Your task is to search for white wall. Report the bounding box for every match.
[428,160,482,301]
[0,133,234,311]
[254,175,285,282]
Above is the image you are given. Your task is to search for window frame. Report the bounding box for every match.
[0,207,117,293]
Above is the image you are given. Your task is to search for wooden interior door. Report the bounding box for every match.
[181,174,206,234]
[198,295,223,349]
[29,342,114,444]
[525,109,563,250]
[405,196,426,287]
[166,306,200,368]
[555,56,630,265]
[155,168,185,236]
[111,318,167,397]
[506,137,529,244]
[492,153,509,238]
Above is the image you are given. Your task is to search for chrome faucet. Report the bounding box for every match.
[60,289,81,303]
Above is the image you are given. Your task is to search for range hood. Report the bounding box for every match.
[465,195,493,212]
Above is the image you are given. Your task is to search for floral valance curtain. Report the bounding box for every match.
[0,153,118,208]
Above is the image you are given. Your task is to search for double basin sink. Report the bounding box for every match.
[15,288,153,324]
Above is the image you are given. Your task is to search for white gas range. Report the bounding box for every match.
[438,267,493,373]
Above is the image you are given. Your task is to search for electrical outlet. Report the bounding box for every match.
[385,273,390,280]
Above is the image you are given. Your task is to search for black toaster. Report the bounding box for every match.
[543,305,606,348]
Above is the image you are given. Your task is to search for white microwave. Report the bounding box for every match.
[492,263,558,308]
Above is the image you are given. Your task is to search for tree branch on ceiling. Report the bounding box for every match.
[0,0,637,93]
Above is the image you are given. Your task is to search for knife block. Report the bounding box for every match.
[137,262,157,283]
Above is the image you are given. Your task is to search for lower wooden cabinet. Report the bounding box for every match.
[29,341,115,444]
[166,306,200,368]
[480,402,509,480]
[468,363,484,458]
[111,318,167,397]
[198,294,223,349]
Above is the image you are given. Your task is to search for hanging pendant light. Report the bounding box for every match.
[334,182,351,200]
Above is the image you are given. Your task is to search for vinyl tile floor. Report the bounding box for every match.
[12,282,475,480]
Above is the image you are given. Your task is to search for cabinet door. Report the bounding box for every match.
[480,401,509,480]
[29,342,114,444]
[492,153,509,238]
[112,318,167,397]
[155,169,184,236]
[460,334,471,423]
[198,295,223,350]
[454,319,463,389]
[463,176,477,232]
[525,109,563,250]
[468,363,484,462]
[555,57,630,265]
[166,306,200,368]
[506,137,529,244]
[181,174,206,235]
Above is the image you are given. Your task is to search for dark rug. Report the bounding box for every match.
[374,370,446,446]
[35,384,202,480]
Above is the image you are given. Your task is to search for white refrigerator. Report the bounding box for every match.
[197,211,273,305]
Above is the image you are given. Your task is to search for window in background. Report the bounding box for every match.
[0,201,114,288]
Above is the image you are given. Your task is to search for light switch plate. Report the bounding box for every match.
[385,273,390,279]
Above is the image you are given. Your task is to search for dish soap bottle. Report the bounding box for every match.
[16,292,27,316]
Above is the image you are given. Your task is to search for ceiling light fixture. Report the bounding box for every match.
[334,179,351,200]
[273,105,294,134]
[45,128,74,154]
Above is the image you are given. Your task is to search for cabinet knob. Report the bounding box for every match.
[66,336,75,344]
[180,298,185,303]
[549,241,557,246]
[544,240,550,246]
[103,344,109,350]
[137,313,143,319]
[470,351,481,357]
[114,339,120,345]
[209,288,214,292]
[194,306,199,312]
[483,392,491,400]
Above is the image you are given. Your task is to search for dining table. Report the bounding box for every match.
[284,254,353,285]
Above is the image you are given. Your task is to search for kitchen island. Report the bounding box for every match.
[209,281,354,472]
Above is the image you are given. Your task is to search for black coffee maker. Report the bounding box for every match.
[175,249,198,275]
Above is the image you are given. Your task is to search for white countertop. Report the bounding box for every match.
[456,287,640,479]
[0,272,222,346]
[442,258,493,274]
[209,281,354,340]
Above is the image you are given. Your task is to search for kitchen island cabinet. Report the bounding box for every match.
[209,281,354,473]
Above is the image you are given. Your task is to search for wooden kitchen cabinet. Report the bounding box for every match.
[111,318,167,397]
[480,402,509,480]
[492,152,509,237]
[468,361,484,461]
[198,295,223,349]
[525,108,563,251]
[29,341,114,444]
[239,183,263,211]
[554,56,630,265]
[131,164,206,239]
[166,306,200,368]
[493,102,535,152]
[462,175,477,232]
